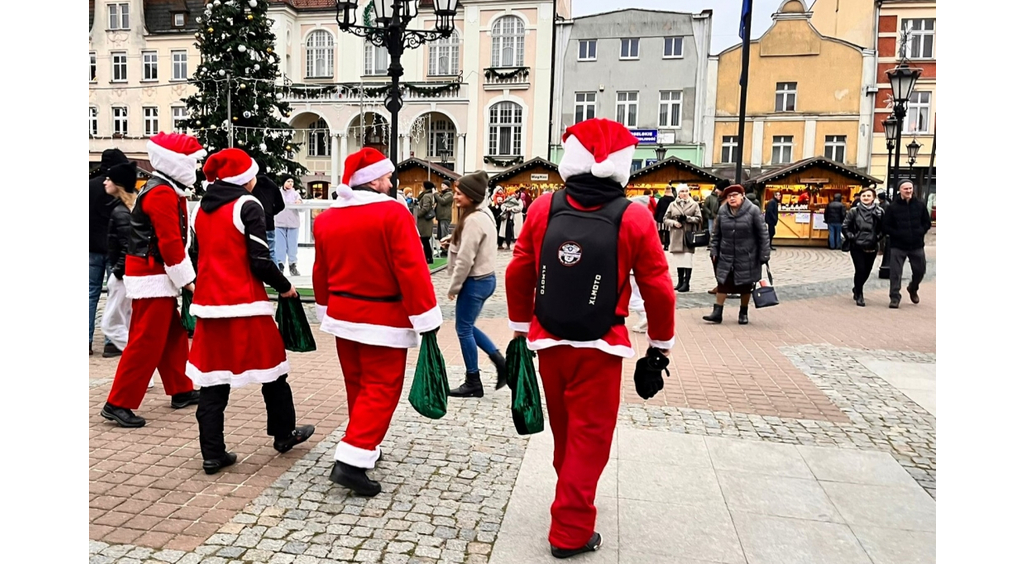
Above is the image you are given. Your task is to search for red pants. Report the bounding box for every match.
[334,338,407,468]
[537,347,622,549]
[107,297,194,410]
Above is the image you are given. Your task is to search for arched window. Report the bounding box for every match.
[305,30,334,78]
[428,117,456,158]
[429,30,460,76]
[487,102,523,157]
[491,16,525,68]
[308,118,331,157]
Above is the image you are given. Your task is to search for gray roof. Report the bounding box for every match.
[144,0,206,34]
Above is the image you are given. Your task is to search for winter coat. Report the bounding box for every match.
[252,175,285,231]
[842,204,884,252]
[664,197,702,253]
[107,201,132,279]
[90,149,129,254]
[435,189,454,222]
[764,198,780,226]
[701,193,720,225]
[275,187,302,229]
[447,201,498,296]
[882,196,931,251]
[654,195,675,223]
[496,197,523,240]
[824,200,847,224]
[416,191,437,238]
[711,198,771,286]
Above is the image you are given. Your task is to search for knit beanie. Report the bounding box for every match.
[457,171,489,203]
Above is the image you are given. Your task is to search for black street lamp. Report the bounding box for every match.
[655,144,667,161]
[906,138,921,167]
[336,0,458,197]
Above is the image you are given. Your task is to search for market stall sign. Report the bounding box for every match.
[629,129,659,145]
[645,158,658,167]
[657,132,676,144]
[799,178,829,184]
[531,173,549,181]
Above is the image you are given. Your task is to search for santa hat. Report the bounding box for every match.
[558,118,639,187]
[147,132,207,186]
[202,148,259,186]
[343,148,395,188]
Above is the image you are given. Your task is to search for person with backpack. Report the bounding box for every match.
[506,119,676,559]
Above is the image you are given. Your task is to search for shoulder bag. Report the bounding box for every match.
[752,262,780,309]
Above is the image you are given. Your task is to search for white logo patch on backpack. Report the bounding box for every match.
[557,241,582,266]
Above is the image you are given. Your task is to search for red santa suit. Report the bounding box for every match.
[104,133,204,422]
[313,148,441,471]
[505,119,676,552]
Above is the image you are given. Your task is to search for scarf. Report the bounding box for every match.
[564,173,626,207]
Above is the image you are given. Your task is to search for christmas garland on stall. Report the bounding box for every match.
[484,67,530,80]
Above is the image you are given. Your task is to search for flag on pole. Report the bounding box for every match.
[740,0,753,39]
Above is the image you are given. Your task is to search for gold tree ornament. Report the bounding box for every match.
[267,47,273,53]
[247,14,254,20]
[207,27,214,33]
[239,83,246,89]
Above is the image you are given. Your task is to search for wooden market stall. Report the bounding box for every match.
[750,157,882,247]
[486,157,565,203]
[395,157,461,198]
[627,157,729,200]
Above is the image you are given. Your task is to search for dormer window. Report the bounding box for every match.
[173,12,186,27]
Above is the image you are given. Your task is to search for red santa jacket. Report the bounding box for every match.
[648,196,658,216]
[313,187,441,348]
[123,179,195,299]
[505,191,676,358]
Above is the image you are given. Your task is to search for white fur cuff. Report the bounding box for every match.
[165,259,196,289]
[409,305,442,334]
[335,440,380,469]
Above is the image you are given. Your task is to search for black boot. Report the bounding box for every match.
[449,371,484,398]
[702,304,724,324]
[551,532,603,559]
[855,293,865,307]
[170,390,201,409]
[202,452,237,475]
[273,424,315,454]
[738,306,749,325]
[679,268,692,293]
[489,352,508,390]
[100,403,146,428]
[330,461,382,497]
[674,268,685,291]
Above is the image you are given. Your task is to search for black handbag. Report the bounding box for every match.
[752,263,780,309]
[686,229,710,247]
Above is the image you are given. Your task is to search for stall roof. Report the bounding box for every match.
[628,156,729,184]
[487,157,561,187]
[395,158,461,183]
[751,157,882,186]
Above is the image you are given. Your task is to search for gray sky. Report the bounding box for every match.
[572,0,784,55]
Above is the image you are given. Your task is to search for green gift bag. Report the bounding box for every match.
[275,296,317,352]
[408,330,449,419]
[180,288,197,334]
[506,336,545,435]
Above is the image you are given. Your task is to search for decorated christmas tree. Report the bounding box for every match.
[181,0,305,181]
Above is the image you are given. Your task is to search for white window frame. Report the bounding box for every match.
[721,135,738,164]
[658,91,682,128]
[578,39,597,61]
[616,91,639,128]
[90,52,97,82]
[620,38,639,60]
[428,118,456,158]
[173,12,186,27]
[306,30,335,78]
[364,42,388,76]
[112,106,128,136]
[904,91,931,134]
[491,16,525,68]
[664,37,684,58]
[574,92,596,124]
[824,135,847,163]
[902,18,935,59]
[775,82,797,112]
[89,106,98,137]
[428,31,460,76]
[172,106,188,132]
[142,50,158,82]
[307,118,331,157]
[171,50,188,81]
[108,3,129,30]
[488,101,523,157]
[111,52,127,82]
[771,135,794,165]
[143,106,159,136]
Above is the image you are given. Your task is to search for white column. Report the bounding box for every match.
[330,134,341,187]
[803,119,817,159]
[456,133,466,174]
[403,134,412,161]
[857,50,877,169]
[338,134,349,183]
[751,119,765,167]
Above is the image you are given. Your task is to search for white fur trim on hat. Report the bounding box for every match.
[222,158,259,186]
[147,140,205,187]
[558,135,636,187]
[348,158,395,188]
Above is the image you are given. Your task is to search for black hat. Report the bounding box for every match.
[423,180,436,191]
[107,162,139,192]
[457,171,488,203]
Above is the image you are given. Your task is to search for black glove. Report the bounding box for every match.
[634,347,670,400]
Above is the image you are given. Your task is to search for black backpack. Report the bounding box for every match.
[534,191,630,341]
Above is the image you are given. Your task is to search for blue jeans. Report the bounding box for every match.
[707,219,714,233]
[265,230,276,263]
[455,274,498,373]
[828,223,842,249]
[89,252,112,347]
[275,227,299,265]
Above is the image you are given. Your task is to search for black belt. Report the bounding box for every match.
[331,290,402,303]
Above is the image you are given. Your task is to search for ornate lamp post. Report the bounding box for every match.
[654,144,667,162]
[336,0,458,197]
[883,114,898,191]
[906,138,921,167]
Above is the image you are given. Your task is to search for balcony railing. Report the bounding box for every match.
[483,67,530,89]
[282,80,466,103]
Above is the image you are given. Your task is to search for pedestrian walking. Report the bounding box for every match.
[883,179,931,308]
[274,177,302,276]
[100,132,204,428]
[442,171,508,398]
[824,193,847,250]
[416,181,437,265]
[100,161,139,358]
[187,148,315,475]
[497,191,523,250]
[435,180,454,255]
[703,184,771,325]
[653,185,676,250]
[312,148,441,497]
[90,148,130,355]
[251,159,286,264]
[842,187,884,307]
[664,183,703,292]
[765,191,781,250]
[702,183,724,234]
[506,119,676,558]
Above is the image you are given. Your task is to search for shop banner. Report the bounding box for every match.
[630,129,659,145]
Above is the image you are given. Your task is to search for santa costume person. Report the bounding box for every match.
[505,118,676,558]
[186,148,315,474]
[101,132,205,428]
[313,148,441,497]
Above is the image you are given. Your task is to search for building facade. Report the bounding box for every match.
[550,9,713,171]
[704,0,875,179]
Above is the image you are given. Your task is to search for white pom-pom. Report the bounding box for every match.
[590,158,618,179]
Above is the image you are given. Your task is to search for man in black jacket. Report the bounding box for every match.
[824,193,847,250]
[251,159,286,271]
[89,148,130,355]
[883,180,931,308]
[764,191,781,250]
[654,185,676,250]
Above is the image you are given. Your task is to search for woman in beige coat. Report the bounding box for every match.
[663,183,704,292]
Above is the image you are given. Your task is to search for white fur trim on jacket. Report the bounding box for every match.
[234,195,263,233]
[334,440,380,469]
[165,259,196,288]
[185,358,290,389]
[190,301,276,318]
[409,305,442,334]
[648,337,676,350]
[526,337,637,359]
[332,185,401,208]
[558,134,636,188]
[315,304,327,323]
[222,158,259,186]
[124,273,179,299]
[148,140,206,187]
[320,314,419,349]
[348,158,396,188]
[508,321,531,332]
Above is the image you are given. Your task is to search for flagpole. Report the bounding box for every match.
[735,0,754,184]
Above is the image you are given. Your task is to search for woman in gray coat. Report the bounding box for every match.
[704,184,771,325]
[663,183,703,292]
[416,182,437,265]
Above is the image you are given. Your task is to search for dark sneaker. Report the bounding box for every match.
[289,264,300,277]
[203,452,237,475]
[329,461,382,497]
[100,403,146,428]
[278,263,285,272]
[889,299,900,309]
[274,425,315,453]
[909,289,920,304]
[551,532,603,559]
[102,343,122,358]
[170,390,201,409]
